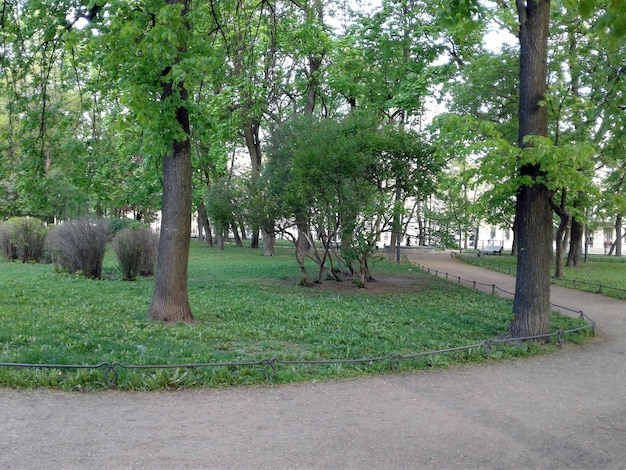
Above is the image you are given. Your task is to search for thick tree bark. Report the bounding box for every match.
[232,222,243,247]
[216,225,225,251]
[197,202,213,247]
[148,101,194,323]
[616,215,623,257]
[552,191,569,279]
[243,118,262,249]
[511,218,518,256]
[389,185,403,261]
[474,224,480,251]
[554,225,565,278]
[511,182,552,338]
[510,0,552,339]
[147,0,193,323]
[566,216,584,266]
[262,228,275,256]
[296,220,311,254]
[304,55,322,115]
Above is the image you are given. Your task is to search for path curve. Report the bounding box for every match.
[1,251,624,469]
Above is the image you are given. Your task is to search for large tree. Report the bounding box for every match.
[509,0,552,338]
[146,0,194,322]
[85,0,196,322]
[443,0,597,337]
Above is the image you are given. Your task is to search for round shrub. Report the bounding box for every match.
[46,217,111,279]
[112,223,158,281]
[0,217,48,263]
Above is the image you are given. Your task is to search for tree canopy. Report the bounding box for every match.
[1,0,624,329]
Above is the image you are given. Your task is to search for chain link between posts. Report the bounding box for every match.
[0,264,596,387]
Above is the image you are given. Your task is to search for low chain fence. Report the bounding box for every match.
[455,253,626,299]
[550,276,626,297]
[0,266,596,388]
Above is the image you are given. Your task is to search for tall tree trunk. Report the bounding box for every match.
[566,216,584,266]
[197,210,205,243]
[510,0,552,339]
[302,0,324,116]
[511,218,518,256]
[197,202,213,247]
[304,55,322,115]
[564,28,584,268]
[216,225,224,251]
[389,185,402,261]
[243,118,262,249]
[290,0,325,257]
[148,0,193,323]
[262,228,275,256]
[552,190,569,279]
[416,199,426,246]
[474,224,480,251]
[554,219,566,279]
[616,215,623,257]
[296,216,311,255]
[232,222,243,247]
[148,132,194,323]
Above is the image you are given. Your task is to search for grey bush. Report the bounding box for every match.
[0,217,48,262]
[46,217,110,279]
[112,223,158,281]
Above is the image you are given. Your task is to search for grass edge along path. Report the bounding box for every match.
[0,244,593,391]
[456,252,626,300]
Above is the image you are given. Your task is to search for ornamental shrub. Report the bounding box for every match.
[0,221,16,261]
[46,217,110,279]
[112,223,158,281]
[0,217,48,262]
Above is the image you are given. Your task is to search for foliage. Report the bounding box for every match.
[112,223,158,281]
[329,0,452,122]
[263,112,442,284]
[0,217,48,262]
[460,254,626,300]
[1,0,625,331]
[204,176,242,238]
[108,217,139,236]
[0,243,590,390]
[568,0,626,45]
[45,217,111,279]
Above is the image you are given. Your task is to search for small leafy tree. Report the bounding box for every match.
[112,224,158,281]
[45,217,110,279]
[263,112,442,286]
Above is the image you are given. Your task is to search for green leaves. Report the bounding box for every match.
[328,0,448,120]
[519,135,595,192]
[566,0,626,46]
[439,0,482,28]
[432,111,598,232]
[90,0,196,158]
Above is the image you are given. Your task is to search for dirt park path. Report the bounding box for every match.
[1,251,624,469]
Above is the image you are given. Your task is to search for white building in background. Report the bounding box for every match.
[379,219,620,256]
[472,223,621,256]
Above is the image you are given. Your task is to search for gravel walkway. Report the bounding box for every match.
[1,251,624,469]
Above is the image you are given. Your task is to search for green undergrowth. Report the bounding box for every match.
[459,253,626,299]
[0,243,592,391]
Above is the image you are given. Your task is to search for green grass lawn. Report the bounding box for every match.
[460,253,626,299]
[0,242,591,391]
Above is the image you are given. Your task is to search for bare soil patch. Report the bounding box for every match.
[272,272,438,295]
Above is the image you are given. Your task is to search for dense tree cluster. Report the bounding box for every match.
[1,0,624,334]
